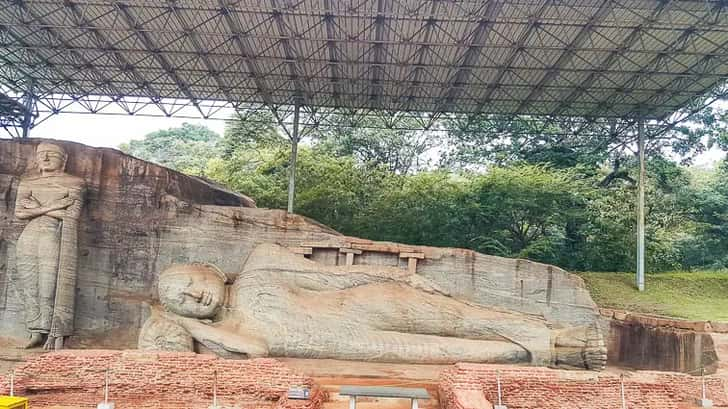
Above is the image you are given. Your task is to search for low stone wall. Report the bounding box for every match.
[439,363,727,409]
[0,350,326,409]
[602,309,719,374]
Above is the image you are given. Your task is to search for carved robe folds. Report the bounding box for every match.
[14,143,85,348]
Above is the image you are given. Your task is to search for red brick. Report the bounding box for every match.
[0,351,326,409]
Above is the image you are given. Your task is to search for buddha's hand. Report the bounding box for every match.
[20,196,41,209]
[183,289,215,306]
[48,196,75,211]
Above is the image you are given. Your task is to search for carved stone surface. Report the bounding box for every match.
[140,244,607,369]
[13,143,85,349]
[0,139,606,368]
[0,139,261,348]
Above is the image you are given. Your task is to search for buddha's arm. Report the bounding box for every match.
[290,269,449,296]
[14,183,38,220]
[46,185,85,220]
[167,314,269,358]
[15,194,74,220]
[292,271,394,291]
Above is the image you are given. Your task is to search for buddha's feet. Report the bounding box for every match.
[583,324,607,371]
[43,335,64,350]
[21,332,45,349]
[554,323,607,371]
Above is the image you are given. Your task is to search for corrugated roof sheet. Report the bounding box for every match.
[0,0,726,119]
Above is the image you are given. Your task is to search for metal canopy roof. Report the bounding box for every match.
[0,90,28,127]
[0,0,726,123]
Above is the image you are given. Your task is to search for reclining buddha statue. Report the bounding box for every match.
[139,243,607,370]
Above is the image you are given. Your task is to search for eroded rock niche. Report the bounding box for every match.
[1,139,606,368]
[605,311,719,374]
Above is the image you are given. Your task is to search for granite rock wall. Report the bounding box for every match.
[0,139,600,351]
[602,310,719,374]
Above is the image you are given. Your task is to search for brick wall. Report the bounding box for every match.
[0,350,326,409]
[439,363,727,409]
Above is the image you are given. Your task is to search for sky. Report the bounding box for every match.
[28,112,726,168]
[31,113,227,149]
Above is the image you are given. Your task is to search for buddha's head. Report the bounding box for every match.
[158,263,226,318]
[36,142,67,174]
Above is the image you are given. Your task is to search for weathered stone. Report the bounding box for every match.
[140,244,606,368]
[613,311,629,321]
[710,321,728,333]
[599,308,615,318]
[0,139,605,368]
[608,318,719,374]
[0,139,259,348]
[13,143,85,350]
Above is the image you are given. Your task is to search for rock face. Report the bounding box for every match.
[139,245,606,368]
[0,139,603,366]
[603,311,719,374]
[13,142,86,350]
[0,139,261,348]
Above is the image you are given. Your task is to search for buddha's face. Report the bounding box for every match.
[36,146,66,173]
[158,264,226,319]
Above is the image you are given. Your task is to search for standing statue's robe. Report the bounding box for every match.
[15,173,84,338]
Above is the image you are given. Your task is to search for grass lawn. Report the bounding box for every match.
[576,271,728,322]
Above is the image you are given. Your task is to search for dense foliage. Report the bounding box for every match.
[122,109,728,273]
[119,123,222,176]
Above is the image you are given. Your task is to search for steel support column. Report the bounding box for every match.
[287,103,301,213]
[636,118,646,291]
[21,81,34,139]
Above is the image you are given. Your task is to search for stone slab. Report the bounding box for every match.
[339,386,430,400]
[695,398,713,408]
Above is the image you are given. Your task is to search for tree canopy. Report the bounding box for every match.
[119,105,728,273]
[119,122,222,177]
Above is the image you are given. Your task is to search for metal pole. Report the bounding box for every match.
[620,374,627,409]
[213,370,218,409]
[21,81,35,139]
[287,103,300,214]
[636,118,646,292]
[104,368,109,403]
[10,371,14,396]
[497,370,502,405]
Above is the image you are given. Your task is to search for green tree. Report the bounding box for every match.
[443,106,727,182]
[221,111,287,157]
[463,165,584,262]
[578,157,700,272]
[206,143,393,235]
[356,172,468,247]
[312,116,441,174]
[679,160,728,269]
[119,123,221,176]
[442,116,610,169]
